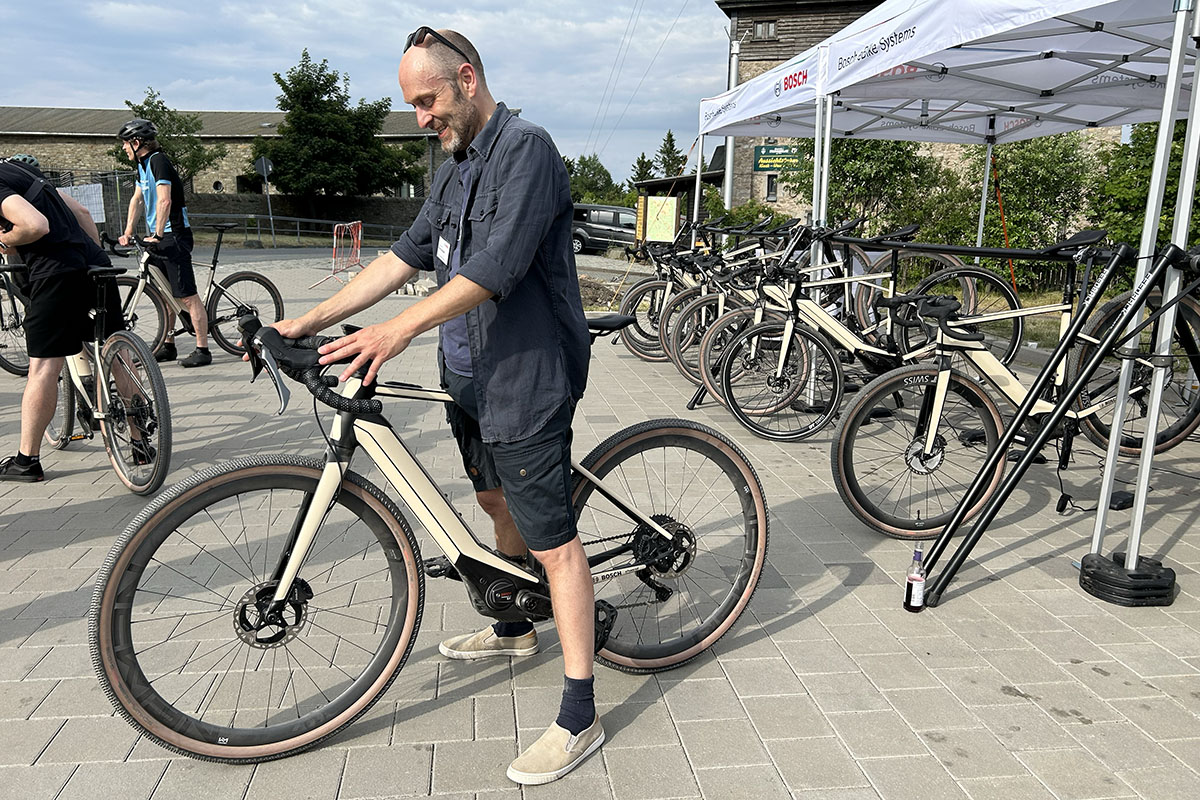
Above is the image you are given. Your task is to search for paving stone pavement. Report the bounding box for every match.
[2,252,1199,799]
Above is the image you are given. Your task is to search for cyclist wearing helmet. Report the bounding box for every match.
[118,119,211,367]
[9,154,40,169]
[0,156,126,481]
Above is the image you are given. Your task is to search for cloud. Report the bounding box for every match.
[13,0,736,181]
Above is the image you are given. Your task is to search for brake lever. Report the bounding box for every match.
[246,329,291,416]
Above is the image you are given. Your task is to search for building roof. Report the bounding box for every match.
[633,170,725,195]
[0,106,433,139]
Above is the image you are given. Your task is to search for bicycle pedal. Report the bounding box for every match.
[68,433,90,442]
[594,599,617,653]
[423,556,461,581]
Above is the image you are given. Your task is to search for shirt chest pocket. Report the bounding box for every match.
[463,189,499,252]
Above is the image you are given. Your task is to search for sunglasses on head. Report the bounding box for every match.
[404,26,471,63]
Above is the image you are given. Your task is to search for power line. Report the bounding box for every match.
[593,0,646,155]
[598,0,691,161]
[583,1,643,156]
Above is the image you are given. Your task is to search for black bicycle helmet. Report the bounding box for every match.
[117,118,158,142]
[8,153,40,168]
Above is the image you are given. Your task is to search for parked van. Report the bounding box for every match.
[571,203,637,254]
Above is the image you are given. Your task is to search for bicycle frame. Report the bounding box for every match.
[262,378,679,617]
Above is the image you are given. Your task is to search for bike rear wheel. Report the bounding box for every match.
[116,276,171,354]
[719,320,844,441]
[89,456,424,763]
[831,365,1005,539]
[1069,290,1200,456]
[574,420,768,673]
[668,294,739,386]
[208,272,285,355]
[98,331,172,495]
[0,276,30,376]
[907,266,1023,365]
[44,363,75,450]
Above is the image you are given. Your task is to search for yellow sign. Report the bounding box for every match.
[644,196,679,242]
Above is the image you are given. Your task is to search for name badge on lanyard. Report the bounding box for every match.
[437,236,451,266]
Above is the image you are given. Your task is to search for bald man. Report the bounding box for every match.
[271,29,599,784]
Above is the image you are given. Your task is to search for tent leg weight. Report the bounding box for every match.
[1078,551,1176,607]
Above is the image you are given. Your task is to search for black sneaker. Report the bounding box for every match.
[0,455,45,482]
[131,440,157,466]
[154,342,177,363]
[179,348,212,368]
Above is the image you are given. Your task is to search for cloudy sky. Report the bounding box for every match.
[10,1,736,182]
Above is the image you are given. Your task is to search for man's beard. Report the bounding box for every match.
[439,86,481,154]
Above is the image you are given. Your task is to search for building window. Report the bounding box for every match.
[766,174,778,202]
[754,20,777,40]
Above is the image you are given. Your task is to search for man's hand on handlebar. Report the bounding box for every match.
[316,319,412,386]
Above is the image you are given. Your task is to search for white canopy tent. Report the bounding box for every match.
[697,0,1195,231]
[696,0,1200,601]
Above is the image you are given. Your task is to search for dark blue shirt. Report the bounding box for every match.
[391,103,590,443]
[440,156,474,377]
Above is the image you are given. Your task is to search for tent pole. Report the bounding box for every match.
[1118,4,1200,571]
[810,97,826,264]
[1089,4,1194,560]
[818,94,834,227]
[724,36,740,211]
[692,134,705,248]
[974,119,996,264]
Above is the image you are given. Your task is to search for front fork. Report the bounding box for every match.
[264,380,363,618]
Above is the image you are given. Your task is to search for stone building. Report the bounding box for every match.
[0,106,442,195]
[715,1,879,213]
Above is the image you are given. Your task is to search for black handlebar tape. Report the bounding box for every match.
[302,369,384,415]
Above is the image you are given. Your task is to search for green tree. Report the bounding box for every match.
[108,88,227,180]
[779,138,973,240]
[654,130,688,178]
[570,153,629,205]
[628,152,657,191]
[1089,121,1200,249]
[252,50,424,201]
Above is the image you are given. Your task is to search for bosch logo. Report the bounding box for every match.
[780,69,809,93]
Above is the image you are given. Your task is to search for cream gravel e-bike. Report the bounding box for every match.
[89,313,768,762]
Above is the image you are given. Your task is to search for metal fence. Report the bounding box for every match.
[187,213,403,247]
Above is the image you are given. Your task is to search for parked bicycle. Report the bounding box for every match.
[89,313,768,761]
[1,262,172,494]
[831,232,1200,540]
[103,222,285,356]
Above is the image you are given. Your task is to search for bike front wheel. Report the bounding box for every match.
[719,320,844,441]
[574,420,768,673]
[617,279,670,362]
[115,275,171,354]
[831,365,1005,539]
[0,276,30,376]
[98,331,172,495]
[89,456,424,763]
[208,272,285,355]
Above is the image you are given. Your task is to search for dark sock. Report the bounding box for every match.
[197,347,210,353]
[15,452,38,466]
[555,675,595,735]
[493,620,534,638]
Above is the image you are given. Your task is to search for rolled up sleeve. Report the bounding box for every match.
[457,133,561,300]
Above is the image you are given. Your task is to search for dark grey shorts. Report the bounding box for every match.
[443,366,578,552]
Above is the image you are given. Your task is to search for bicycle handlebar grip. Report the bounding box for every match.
[302,369,384,415]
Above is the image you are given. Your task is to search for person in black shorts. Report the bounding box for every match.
[0,157,127,482]
[117,119,211,367]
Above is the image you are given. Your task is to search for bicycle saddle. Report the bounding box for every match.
[1038,229,1106,257]
[208,222,239,232]
[869,224,920,243]
[585,313,635,334]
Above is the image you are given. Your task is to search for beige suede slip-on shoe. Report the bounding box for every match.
[506,716,605,785]
[438,627,539,660]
